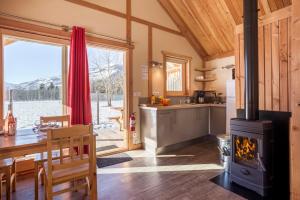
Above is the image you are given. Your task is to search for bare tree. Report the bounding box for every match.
[89,49,123,107]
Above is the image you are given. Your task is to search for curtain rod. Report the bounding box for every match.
[0,11,129,43]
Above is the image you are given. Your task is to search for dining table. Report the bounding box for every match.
[0,128,98,200]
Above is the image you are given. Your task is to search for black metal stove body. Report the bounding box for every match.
[230,119,273,196]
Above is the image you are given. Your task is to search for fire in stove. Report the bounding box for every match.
[234,136,257,167]
[235,137,256,159]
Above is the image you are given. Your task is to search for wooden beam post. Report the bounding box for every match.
[126,0,132,43]
[290,0,300,199]
[148,26,153,98]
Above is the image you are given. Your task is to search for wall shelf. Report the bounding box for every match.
[194,67,217,72]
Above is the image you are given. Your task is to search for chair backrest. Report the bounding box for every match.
[46,125,93,180]
[40,115,70,127]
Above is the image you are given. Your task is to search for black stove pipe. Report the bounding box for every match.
[244,0,259,120]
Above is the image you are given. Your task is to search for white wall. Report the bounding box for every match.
[0,0,204,143]
[205,56,235,95]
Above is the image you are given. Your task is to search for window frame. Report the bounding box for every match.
[0,29,69,121]
[162,51,191,97]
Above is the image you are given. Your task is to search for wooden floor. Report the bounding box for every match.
[3,137,245,200]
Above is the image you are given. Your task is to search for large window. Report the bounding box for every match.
[163,52,190,96]
[3,36,64,129]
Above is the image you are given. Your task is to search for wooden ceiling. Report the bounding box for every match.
[158,0,292,60]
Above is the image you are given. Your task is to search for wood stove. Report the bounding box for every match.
[230,0,274,196]
[230,119,273,196]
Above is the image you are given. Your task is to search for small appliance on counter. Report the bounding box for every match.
[193,90,205,104]
[203,90,217,103]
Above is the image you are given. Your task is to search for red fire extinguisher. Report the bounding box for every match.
[129,112,136,132]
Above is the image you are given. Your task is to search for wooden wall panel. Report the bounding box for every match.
[258,26,265,110]
[291,1,300,198]
[235,16,292,112]
[272,21,280,111]
[279,18,289,112]
[235,34,241,109]
[265,23,273,110]
[239,34,245,109]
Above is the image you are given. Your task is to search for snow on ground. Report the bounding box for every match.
[4,100,123,129]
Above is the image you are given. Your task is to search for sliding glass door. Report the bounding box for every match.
[87,45,127,153]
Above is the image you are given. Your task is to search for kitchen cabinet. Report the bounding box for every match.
[210,106,226,135]
[140,104,222,154]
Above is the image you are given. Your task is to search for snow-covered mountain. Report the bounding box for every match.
[5,64,123,90]
[5,77,61,90]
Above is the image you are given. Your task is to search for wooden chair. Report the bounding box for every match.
[32,115,71,199]
[42,125,94,200]
[40,115,70,127]
[0,159,16,200]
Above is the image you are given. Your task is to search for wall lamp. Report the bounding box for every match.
[150,61,163,69]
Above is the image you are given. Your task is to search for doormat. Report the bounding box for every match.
[96,145,118,152]
[210,172,273,200]
[97,153,133,168]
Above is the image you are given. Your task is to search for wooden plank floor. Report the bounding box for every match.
[3,137,245,200]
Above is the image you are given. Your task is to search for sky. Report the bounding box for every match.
[4,38,124,84]
[4,39,62,84]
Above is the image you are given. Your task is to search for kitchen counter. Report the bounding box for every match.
[140,103,226,154]
[139,103,226,111]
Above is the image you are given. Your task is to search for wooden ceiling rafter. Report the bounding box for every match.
[196,0,235,51]
[157,0,292,61]
[182,0,225,54]
[167,0,235,60]
[223,0,243,25]
[178,0,220,55]
[261,0,272,14]
[158,0,209,58]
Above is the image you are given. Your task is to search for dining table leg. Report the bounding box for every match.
[34,162,39,200]
[5,168,11,200]
[11,160,16,193]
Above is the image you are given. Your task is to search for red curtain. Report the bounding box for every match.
[68,26,92,125]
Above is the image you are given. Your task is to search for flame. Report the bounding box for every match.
[235,136,257,161]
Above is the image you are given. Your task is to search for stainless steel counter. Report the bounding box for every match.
[140,103,226,154]
[139,103,226,111]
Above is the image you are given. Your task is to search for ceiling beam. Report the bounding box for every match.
[158,0,208,58]
[65,0,182,36]
[261,0,272,14]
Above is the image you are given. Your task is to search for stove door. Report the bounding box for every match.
[233,135,259,169]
